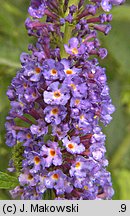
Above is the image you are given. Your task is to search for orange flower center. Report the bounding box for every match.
[51,69,57,75]
[34,156,41,165]
[88,73,94,79]
[49,149,56,157]
[32,92,37,97]
[80,115,85,120]
[28,174,33,180]
[75,99,80,105]
[51,108,59,115]
[26,133,31,139]
[70,83,76,90]
[72,48,78,55]
[84,185,88,190]
[75,162,81,168]
[52,173,59,180]
[35,67,41,73]
[23,83,28,88]
[66,69,73,75]
[68,143,74,149]
[53,91,61,98]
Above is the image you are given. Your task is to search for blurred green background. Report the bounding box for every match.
[0,0,130,199]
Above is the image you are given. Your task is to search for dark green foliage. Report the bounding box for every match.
[0,172,19,190]
[12,142,24,175]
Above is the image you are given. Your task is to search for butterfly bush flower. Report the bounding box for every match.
[5,0,124,200]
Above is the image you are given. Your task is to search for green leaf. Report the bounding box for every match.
[43,189,55,200]
[0,172,19,190]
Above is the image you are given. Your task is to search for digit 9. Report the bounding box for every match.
[121,204,126,212]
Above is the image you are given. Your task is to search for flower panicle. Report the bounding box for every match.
[6,0,124,200]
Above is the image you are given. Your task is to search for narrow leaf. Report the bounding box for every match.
[0,172,19,190]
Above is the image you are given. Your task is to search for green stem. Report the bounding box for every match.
[43,189,55,200]
[60,0,80,58]
[60,22,74,58]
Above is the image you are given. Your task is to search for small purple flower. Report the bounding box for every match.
[101,0,125,12]
[69,156,88,178]
[23,152,42,173]
[64,76,88,98]
[52,123,70,139]
[44,105,67,125]
[44,81,70,105]
[19,169,37,186]
[100,103,115,125]
[72,112,93,133]
[10,186,23,199]
[101,0,113,11]
[64,37,85,56]
[17,130,33,146]
[6,130,16,147]
[24,87,39,103]
[6,86,16,101]
[30,119,48,137]
[28,0,46,18]
[45,169,73,195]
[41,141,62,167]
[23,62,43,82]
[10,101,25,116]
[62,136,85,154]
[61,59,81,77]
[70,97,91,111]
[42,59,64,81]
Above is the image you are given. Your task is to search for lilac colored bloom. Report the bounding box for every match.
[64,37,85,56]
[17,130,33,147]
[10,101,25,116]
[30,119,48,137]
[44,105,67,125]
[42,59,64,81]
[44,81,70,105]
[6,130,16,147]
[24,87,39,103]
[63,76,88,98]
[41,141,62,167]
[61,59,82,77]
[52,123,70,139]
[101,0,125,12]
[72,111,93,133]
[10,186,23,199]
[22,61,43,82]
[19,169,37,186]
[62,136,85,154]
[28,0,46,18]
[69,156,88,178]
[45,169,73,195]
[70,97,91,111]
[23,152,42,173]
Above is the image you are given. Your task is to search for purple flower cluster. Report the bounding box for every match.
[6,0,124,200]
